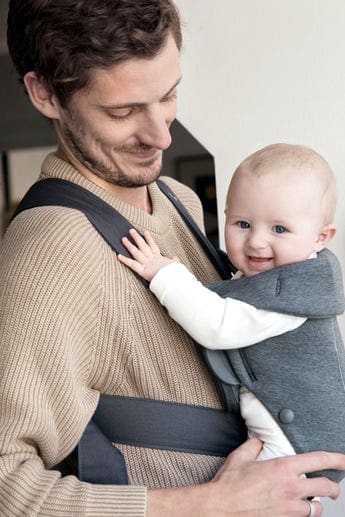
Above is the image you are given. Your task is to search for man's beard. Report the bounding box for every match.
[62,123,162,188]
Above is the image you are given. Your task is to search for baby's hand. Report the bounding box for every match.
[118,229,179,282]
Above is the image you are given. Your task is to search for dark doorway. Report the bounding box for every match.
[163,120,218,246]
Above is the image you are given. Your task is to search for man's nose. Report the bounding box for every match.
[138,104,174,150]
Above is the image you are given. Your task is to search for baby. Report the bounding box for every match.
[118,143,345,472]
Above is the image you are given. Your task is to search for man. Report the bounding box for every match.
[2,1,344,515]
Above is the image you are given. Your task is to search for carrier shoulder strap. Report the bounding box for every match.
[12,177,147,273]
[11,177,235,280]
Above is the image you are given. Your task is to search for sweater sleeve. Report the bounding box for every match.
[150,263,305,350]
[0,208,146,516]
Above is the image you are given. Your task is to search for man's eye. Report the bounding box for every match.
[108,109,133,120]
[162,91,177,103]
[237,221,250,229]
[274,225,287,234]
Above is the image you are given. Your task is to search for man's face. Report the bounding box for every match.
[55,34,181,188]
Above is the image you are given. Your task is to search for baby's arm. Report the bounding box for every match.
[118,229,305,350]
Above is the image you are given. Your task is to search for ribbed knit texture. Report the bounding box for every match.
[0,154,223,516]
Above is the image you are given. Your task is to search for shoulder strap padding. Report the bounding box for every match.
[11,178,135,258]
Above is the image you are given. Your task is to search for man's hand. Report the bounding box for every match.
[118,228,179,282]
[147,438,345,516]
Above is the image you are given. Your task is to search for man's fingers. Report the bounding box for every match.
[220,443,344,500]
[298,476,340,500]
[303,500,323,517]
[223,438,263,469]
[284,451,345,477]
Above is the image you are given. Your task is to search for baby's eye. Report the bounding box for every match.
[273,225,287,234]
[237,221,250,229]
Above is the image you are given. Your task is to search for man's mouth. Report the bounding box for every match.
[123,148,160,162]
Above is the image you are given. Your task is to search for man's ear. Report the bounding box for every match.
[23,72,60,120]
[314,224,336,252]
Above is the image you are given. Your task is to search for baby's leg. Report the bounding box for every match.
[240,387,296,460]
[240,390,319,502]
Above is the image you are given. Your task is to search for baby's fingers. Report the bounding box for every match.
[128,228,161,255]
[121,236,150,264]
[127,229,151,252]
[117,253,144,275]
[142,230,162,254]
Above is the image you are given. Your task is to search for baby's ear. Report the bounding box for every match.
[314,224,336,252]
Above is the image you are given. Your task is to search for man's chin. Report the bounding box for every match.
[112,165,162,188]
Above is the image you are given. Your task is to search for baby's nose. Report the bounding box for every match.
[246,230,268,250]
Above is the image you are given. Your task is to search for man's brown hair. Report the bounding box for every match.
[7,0,182,107]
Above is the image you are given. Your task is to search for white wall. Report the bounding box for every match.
[175,1,345,515]
[8,147,56,202]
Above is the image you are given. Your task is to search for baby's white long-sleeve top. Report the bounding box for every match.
[150,263,306,350]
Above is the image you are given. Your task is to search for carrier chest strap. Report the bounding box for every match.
[77,393,246,485]
[94,394,245,456]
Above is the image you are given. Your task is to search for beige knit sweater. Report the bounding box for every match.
[0,154,223,516]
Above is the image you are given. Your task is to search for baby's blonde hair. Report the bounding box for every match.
[230,143,337,224]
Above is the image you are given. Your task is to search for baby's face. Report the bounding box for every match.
[224,168,326,277]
